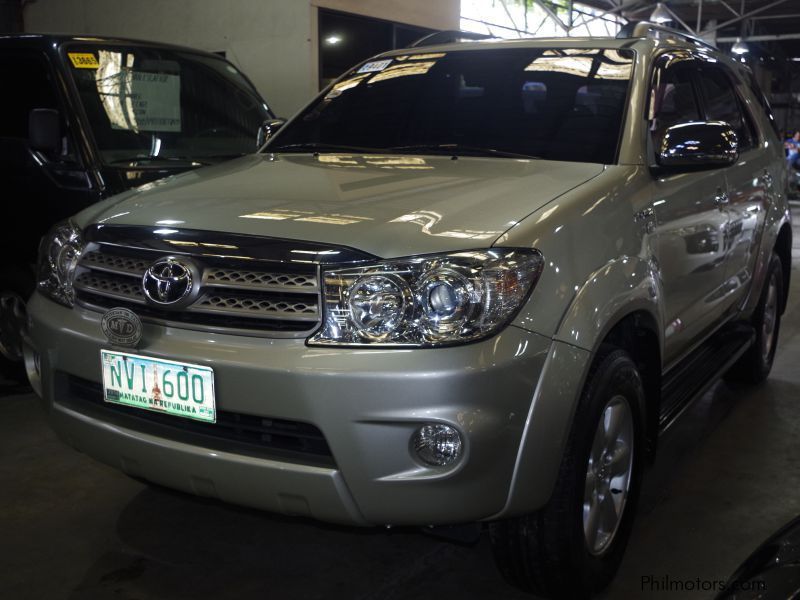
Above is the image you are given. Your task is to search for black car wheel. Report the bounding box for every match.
[0,266,34,381]
[490,347,646,599]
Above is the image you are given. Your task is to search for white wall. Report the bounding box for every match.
[313,0,459,31]
[24,0,460,117]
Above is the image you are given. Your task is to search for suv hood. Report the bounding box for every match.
[81,153,604,258]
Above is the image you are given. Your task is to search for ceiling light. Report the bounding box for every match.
[325,35,342,45]
[650,3,672,24]
[731,38,749,54]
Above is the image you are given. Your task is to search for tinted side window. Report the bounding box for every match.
[0,53,58,139]
[744,70,779,138]
[649,63,701,142]
[698,67,754,150]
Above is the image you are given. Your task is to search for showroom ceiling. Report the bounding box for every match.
[578,0,800,55]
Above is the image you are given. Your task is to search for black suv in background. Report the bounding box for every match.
[0,34,275,377]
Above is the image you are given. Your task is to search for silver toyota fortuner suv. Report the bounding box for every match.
[24,24,791,599]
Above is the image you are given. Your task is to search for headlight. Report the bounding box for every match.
[37,221,84,307]
[308,248,543,347]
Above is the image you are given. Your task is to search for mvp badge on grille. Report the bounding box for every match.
[101,307,143,347]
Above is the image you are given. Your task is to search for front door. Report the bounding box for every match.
[0,49,95,264]
[648,54,731,366]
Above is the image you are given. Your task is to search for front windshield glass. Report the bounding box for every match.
[65,44,271,165]
[270,47,634,164]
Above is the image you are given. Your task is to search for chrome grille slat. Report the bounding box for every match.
[195,292,318,319]
[74,271,146,303]
[205,268,318,292]
[75,244,321,335]
[81,251,150,275]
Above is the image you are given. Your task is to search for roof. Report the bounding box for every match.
[0,33,225,59]
[381,35,652,57]
[376,31,748,80]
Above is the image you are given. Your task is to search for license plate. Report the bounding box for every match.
[100,350,216,423]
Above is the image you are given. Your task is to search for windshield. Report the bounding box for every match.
[270,48,634,165]
[65,44,271,165]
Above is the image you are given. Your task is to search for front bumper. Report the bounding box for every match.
[25,293,574,526]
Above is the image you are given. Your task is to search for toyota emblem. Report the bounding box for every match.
[142,258,195,305]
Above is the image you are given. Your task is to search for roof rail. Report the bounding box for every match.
[617,20,716,50]
[408,30,494,48]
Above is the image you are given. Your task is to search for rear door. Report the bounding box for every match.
[696,63,773,311]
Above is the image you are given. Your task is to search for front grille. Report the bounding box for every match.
[61,374,335,467]
[74,244,321,336]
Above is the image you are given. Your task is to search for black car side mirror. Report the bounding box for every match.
[257,118,287,148]
[656,121,738,172]
[29,108,61,154]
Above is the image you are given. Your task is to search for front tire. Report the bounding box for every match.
[490,347,646,599]
[0,265,35,382]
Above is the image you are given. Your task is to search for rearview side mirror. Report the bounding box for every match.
[656,121,738,172]
[257,118,287,148]
[29,108,61,154]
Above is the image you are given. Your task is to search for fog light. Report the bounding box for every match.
[412,424,463,467]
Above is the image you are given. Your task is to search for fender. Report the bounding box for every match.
[491,338,591,518]
[554,254,665,357]
[493,256,663,517]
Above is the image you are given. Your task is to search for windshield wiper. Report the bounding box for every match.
[107,156,215,166]
[267,141,540,159]
[266,142,384,154]
[388,143,539,160]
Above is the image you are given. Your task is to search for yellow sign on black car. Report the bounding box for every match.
[68,52,99,68]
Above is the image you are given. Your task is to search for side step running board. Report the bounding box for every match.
[659,323,755,433]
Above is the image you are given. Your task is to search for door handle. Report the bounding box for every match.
[634,207,656,233]
[714,189,729,208]
[761,170,774,188]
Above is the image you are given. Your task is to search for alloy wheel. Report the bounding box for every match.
[583,394,634,556]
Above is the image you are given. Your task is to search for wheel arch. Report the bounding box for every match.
[554,255,665,461]
[599,311,662,461]
[774,222,792,314]
[496,299,665,519]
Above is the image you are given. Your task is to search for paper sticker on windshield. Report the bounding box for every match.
[103,71,182,132]
[68,52,99,69]
[357,59,392,74]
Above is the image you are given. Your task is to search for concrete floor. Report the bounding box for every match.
[2,218,799,600]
